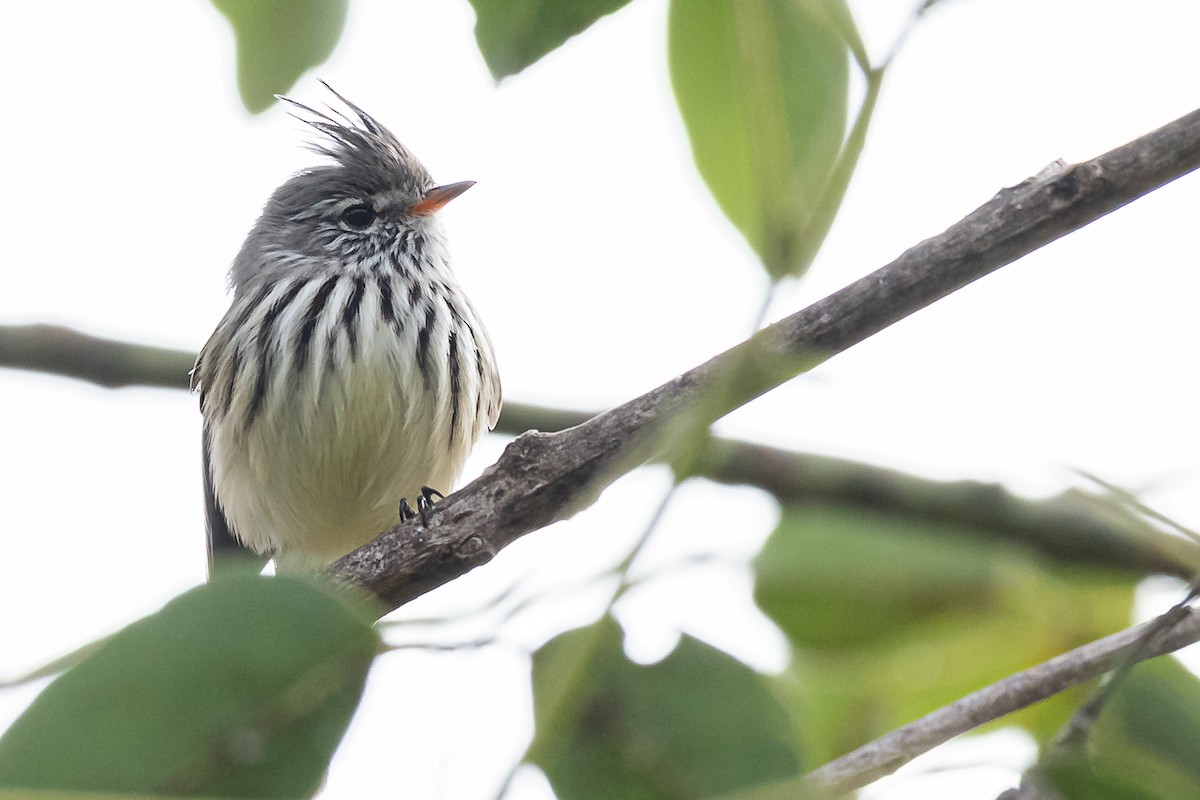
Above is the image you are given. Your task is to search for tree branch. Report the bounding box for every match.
[326,107,1200,614]
[805,603,1200,795]
[0,324,195,390]
[697,442,1193,579]
[4,327,1185,578]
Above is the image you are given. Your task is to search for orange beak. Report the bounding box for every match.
[407,180,475,216]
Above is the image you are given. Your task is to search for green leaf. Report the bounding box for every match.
[527,617,803,800]
[1045,657,1200,800]
[1105,657,1200,784]
[212,0,348,113]
[755,506,999,649]
[669,0,851,280]
[529,624,804,799]
[468,0,634,79]
[1040,756,1166,800]
[755,505,1138,762]
[0,575,378,797]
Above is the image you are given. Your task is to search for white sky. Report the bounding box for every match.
[2,1,1199,798]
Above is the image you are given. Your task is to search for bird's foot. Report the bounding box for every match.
[398,486,445,527]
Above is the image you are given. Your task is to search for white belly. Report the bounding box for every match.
[209,320,468,572]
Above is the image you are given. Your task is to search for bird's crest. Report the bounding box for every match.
[277,81,433,195]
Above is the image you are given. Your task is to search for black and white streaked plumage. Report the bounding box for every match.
[192,85,501,574]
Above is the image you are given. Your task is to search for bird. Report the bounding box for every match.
[192,84,501,575]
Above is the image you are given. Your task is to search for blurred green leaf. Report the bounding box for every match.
[527,617,803,800]
[756,506,999,649]
[212,0,347,113]
[811,0,868,71]
[1045,656,1200,800]
[756,505,1137,761]
[1105,656,1200,785]
[1041,757,1166,800]
[669,0,850,280]
[0,575,378,797]
[468,0,633,79]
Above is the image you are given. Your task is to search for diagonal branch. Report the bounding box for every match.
[4,327,1186,578]
[326,108,1200,614]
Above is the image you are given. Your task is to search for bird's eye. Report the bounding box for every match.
[341,204,376,230]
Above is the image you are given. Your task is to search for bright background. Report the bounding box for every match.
[1,1,1198,797]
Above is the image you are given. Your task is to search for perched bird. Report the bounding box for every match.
[193,85,501,574]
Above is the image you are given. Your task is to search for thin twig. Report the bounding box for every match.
[995,485,1200,799]
[805,605,1200,795]
[1055,587,1199,751]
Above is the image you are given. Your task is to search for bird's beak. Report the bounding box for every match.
[408,180,475,216]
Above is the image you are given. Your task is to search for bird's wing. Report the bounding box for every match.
[203,422,267,578]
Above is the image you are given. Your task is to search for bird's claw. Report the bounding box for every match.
[399,486,445,527]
